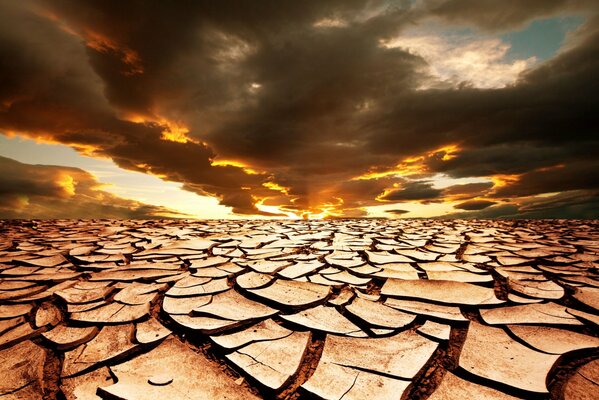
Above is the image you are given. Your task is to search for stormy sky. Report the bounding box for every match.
[0,0,597,219]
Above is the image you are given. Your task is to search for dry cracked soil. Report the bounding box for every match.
[0,218,598,400]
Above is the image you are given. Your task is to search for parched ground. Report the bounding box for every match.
[0,219,598,400]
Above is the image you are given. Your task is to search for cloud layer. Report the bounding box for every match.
[0,156,178,219]
[0,0,597,218]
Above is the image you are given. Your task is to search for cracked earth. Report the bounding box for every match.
[0,219,598,399]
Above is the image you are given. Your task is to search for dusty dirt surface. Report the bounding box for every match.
[0,219,597,399]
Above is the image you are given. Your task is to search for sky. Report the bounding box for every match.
[0,0,597,219]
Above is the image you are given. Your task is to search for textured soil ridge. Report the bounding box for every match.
[0,219,597,399]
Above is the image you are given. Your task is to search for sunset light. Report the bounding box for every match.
[0,2,598,399]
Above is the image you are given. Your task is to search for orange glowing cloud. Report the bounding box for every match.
[262,181,290,194]
[160,122,191,144]
[84,31,144,75]
[0,156,181,218]
[120,113,196,144]
[353,144,461,181]
[56,173,76,196]
[1,1,596,220]
[491,174,521,188]
[210,159,260,175]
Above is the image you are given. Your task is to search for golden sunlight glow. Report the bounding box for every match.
[1,134,234,219]
[305,207,336,220]
[255,199,300,219]
[210,159,247,168]
[121,113,148,124]
[430,144,460,161]
[119,114,196,144]
[304,211,328,219]
[57,174,76,196]
[352,160,425,180]
[211,159,260,175]
[14,195,30,209]
[2,130,104,159]
[491,174,520,188]
[254,195,345,219]
[300,198,345,220]
[160,122,191,144]
[17,132,102,158]
[353,143,461,181]
[262,181,289,194]
[374,187,396,203]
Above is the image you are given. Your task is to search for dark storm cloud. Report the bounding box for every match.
[0,156,180,219]
[516,190,599,218]
[386,209,410,216]
[41,0,371,117]
[442,182,495,198]
[454,199,497,210]
[439,204,519,219]
[0,0,598,217]
[380,180,497,207]
[425,145,583,178]
[442,190,599,219]
[493,160,599,198]
[380,182,443,202]
[0,0,280,215]
[419,0,595,30]
[364,13,599,212]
